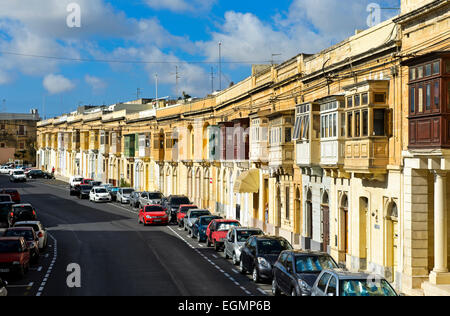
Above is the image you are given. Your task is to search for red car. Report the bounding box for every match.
[206,219,241,251]
[0,189,20,204]
[0,237,30,277]
[80,179,93,185]
[139,205,169,226]
[3,227,40,263]
[177,205,198,227]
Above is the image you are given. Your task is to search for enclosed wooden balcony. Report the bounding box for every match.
[268,110,295,174]
[249,114,269,164]
[100,131,109,155]
[342,80,392,176]
[151,131,165,162]
[89,131,99,151]
[72,131,80,152]
[137,133,151,158]
[110,132,121,156]
[293,102,320,167]
[124,134,136,158]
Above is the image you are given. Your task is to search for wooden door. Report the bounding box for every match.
[322,206,330,252]
[344,210,349,254]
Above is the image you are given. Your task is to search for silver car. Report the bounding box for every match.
[310,269,398,296]
[224,227,264,265]
[138,192,164,208]
[183,209,211,232]
[117,188,134,204]
[0,278,7,297]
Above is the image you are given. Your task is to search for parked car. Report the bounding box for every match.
[0,189,20,204]
[0,166,11,174]
[69,176,84,193]
[239,235,293,283]
[183,209,211,233]
[272,250,339,296]
[3,227,39,263]
[177,205,198,227]
[117,188,134,204]
[13,221,48,250]
[77,185,93,199]
[80,179,93,185]
[0,195,12,203]
[0,237,30,277]
[311,269,398,296]
[41,171,55,179]
[129,191,142,208]
[138,205,169,226]
[138,191,165,208]
[163,196,192,223]
[8,204,37,227]
[88,181,102,187]
[224,227,264,265]
[0,278,7,296]
[0,202,14,228]
[89,187,111,203]
[107,187,120,201]
[9,170,26,183]
[191,215,222,242]
[206,219,241,251]
[27,170,46,179]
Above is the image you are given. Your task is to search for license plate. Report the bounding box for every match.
[154,219,161,222]
[0,269,10,273]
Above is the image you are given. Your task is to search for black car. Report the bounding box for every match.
[239,235,292,283]
[107,187,119,201]
[42,172,54,179]
[77,185,93,199]
[272,250,339,296]
[162,195,191,223]
[27,170,45,179]
[0,202,14,228]
[8,204,37,227]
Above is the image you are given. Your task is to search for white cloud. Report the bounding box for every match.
[43,74,75,95]
[145,0,216,13]
[85,75,107,93]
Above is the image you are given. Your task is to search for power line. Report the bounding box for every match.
[0,50,273,65]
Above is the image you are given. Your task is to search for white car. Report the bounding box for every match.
[117,188,134,204]
[10,170,26,182]
[0,278,7,297]
[69,176,84,188]
[13,221,48,250]
[0,166,11,174]
[89,187,111,203]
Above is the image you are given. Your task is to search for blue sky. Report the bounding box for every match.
[0,0,400,118]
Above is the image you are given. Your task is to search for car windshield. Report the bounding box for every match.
[95,189,108,193]
[180,206,197,214]
[171,197,190,205]
[14,171,24,175]
[217,222,240,231]
[4,230,34,241]
[237,230,262,242]
[340,279,397,297]
[257,239,292,255]
[199,217,216,226]
[0,241,21,253]
[190,211,210,219]
[144,206,164,213]
[122,189,134,194]
[0,196,11,202]
[148,193,163,199]
[295,255,338,273]
[13,206,33,213]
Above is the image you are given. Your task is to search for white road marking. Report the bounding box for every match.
[211,254,218,259]
[36,233,57,297]
[257,288,268,296]
[232,269,239,274]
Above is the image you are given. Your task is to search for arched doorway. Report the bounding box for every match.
[187,167,193,199]
[195,168,201,206]
[294,187,301,235]
[305,188,313,241]
[340,194,349,261]
[321,191,330,253]
[359,197,369,267]
[276,184,281,227]
[203,168,210,209]
[386,201,399,283]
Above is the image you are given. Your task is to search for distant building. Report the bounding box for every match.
[0,109,40,165]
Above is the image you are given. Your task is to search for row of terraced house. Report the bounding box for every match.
[36,0,450,295]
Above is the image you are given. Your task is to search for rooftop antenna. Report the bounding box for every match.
[136,88,142,99]
[218,41,222,90]
[210,67,215,93]
[170,66,181,98]
[155,73,158,101]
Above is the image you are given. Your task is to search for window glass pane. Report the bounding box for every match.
[285,128,292,143]
[373,109,385,136]
[321,116,325,138]
[418,85,423,112]
[333,114,337,137]
[341,113,346,137]
[447,81,450,111]
[374,93,386,103]
[433,61,440,75]
[362,93,369,105]
[418,66,423,79]
[426,84,431,110]
[410,87,415,113]
[434,81,440,110]
[409,68,416,81]
[425,64,432,77]
[347,97,353,108]
[355,111,361,137]
[362,110,368,136]
[355,94,361,107]
[446,60,450,74]
[347,112,353,138]
[303,116,310,139]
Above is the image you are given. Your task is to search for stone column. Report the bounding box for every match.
[430,171,450,285]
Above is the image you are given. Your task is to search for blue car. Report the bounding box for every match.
[191,215,222,242]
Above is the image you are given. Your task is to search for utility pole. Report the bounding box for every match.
[218,41,222,91]
[175,66,180,98]
[136,88,141,100]
[210,67,215,93]
[155,73,158,101]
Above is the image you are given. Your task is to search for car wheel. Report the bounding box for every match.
[214,241,221,252]
[272,279,281,296]
[232,253,238,265]
[190,231,195,239]
[252,267,260,283]
[239,260,247,274]
[291,288,298,297]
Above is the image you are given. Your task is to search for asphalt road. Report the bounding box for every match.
[0,175,272,296]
